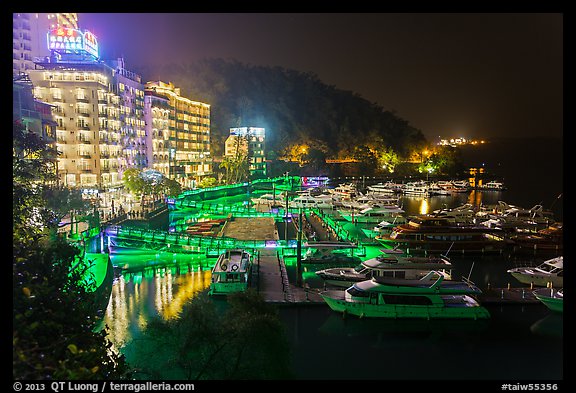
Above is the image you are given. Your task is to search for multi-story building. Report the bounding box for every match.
[144,81,211,188]
[224,127,266,178]
[109,58,147,172]
[27,19,147,190]
[13,13,50,76]
[13,74,57,142]
[144,91,171,178]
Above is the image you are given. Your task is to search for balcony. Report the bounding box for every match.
[76,110,91,117]
[77,124,90,131]
[76,96,90,103]
[77,167,92,173]
[78,152,92,158]
[77,137,92,144]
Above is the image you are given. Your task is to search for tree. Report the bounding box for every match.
[197,177,218,188]
[377,146,400,174]
[13,121,131,380]
[122,167,145,197]
[352,145,378,175]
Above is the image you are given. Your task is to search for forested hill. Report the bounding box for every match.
[134,58,427,157]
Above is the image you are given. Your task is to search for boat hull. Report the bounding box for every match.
[320,293,490,320]
[209,282,248,296]
[509,272,563,288]
[533,289,563,313]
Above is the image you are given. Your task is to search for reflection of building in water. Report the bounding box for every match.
[104,269,211,349]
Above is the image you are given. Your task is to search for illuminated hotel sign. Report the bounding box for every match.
[47,27,99,58]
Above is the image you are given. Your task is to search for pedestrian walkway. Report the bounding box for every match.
[256,249,324,304]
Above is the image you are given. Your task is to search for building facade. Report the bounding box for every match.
[224,127,266,178]
[13,13,51,76]
[144,81,212,188]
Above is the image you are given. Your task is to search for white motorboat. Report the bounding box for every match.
[402,181,430,196]
[209,249,254,296]
[479,180,506,190]
[427,182,452,196]
[316,250,453,288]
[367,181,403,194]
[432,203,478,224]
[289,194,334,209]
[507,256,563,287]
[339,206,406,224]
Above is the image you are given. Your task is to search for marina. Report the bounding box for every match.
[89,141,563,380]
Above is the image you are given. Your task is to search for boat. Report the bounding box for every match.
[251,193,284,206]
[339,205,406,224]
[372,218,406,234]
[402,181,430,196]
[301,241,361,265]
[431,203,478,224]
[319,271,490,319]
[532,288,563,313]
[289,194,334,209]
[315,250,453,288]
[478,201,555,232]
[209,249,254,296]
[341,193,401,210]
[427,182,452,196]
[507,256,563,287]
[436,180,470,193]
[478,180,506,190]
[510,222,563,255]
[375,216,508,255]
[329,183,358,199]
[366,181,404,194]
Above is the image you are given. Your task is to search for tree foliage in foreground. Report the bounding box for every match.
[127,290,293,380]
[13,121,131,380]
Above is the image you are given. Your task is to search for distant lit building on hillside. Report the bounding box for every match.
[224,127,266,178]
[144,81,212,188]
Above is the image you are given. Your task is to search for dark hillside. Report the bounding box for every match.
[134,59,427,157]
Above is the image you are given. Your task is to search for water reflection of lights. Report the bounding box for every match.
[419,199,429,215]
[103,268,211,350]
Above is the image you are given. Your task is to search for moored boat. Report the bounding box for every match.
[375,216,508,255]
[301,241,361,265]
[533,288,563,313]
[507,256,563,288]
[315,250,452,288]
[209,249,253,296]
[319,271,490,319]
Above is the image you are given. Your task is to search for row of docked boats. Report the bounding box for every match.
[314,248,489,320]
[314,247,564,318]
[366,179,505,196]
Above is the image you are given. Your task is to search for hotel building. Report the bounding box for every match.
[144,81,212,188]
[224,127,266,178]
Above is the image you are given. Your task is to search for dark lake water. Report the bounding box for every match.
[103,137,564,381]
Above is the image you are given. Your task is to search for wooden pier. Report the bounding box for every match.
[255,249,325,305]
[478,287,540,304]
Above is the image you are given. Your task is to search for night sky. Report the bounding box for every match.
[79,13,563,141]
